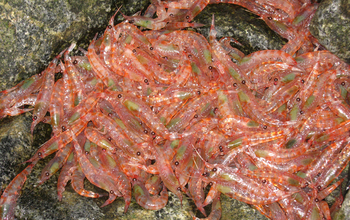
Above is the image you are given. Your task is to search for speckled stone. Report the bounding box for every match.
[195,4,286,55]
[310,0,350,63]
[0,1,347,220]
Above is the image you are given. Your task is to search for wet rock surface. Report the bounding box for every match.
[0,0,347,219]
[310,0,350,63]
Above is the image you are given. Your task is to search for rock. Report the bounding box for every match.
[310,0,350,63]
[195,4,286,55]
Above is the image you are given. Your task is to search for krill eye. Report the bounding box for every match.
[341,82,345,86]
[133,178,137,181]
[263,125,267,129]
[110,190,114,194]
[108,137,112,141]
[73,60,78,65]
[274,78,278,82]
[136,151,141,156]
[175,161,179,166]
[233,83,237,87]
[144,130,148,134]
[45,172,50,176]
[151,131,155,135]
[62,126,66,132]
[212,168,217,172]
[208,66,213,70]
[150,47,153,50]
[117,94,122,98]
[296,98,301,102]
[33,116,38,120]
[241,80,246,84]
[108,25,112,29]
[268,17,272,20]
[132,49,136,53]
[194,114,198,118]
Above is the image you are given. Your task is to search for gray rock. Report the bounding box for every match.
[195,4,286,55]
[310,0,350,63]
